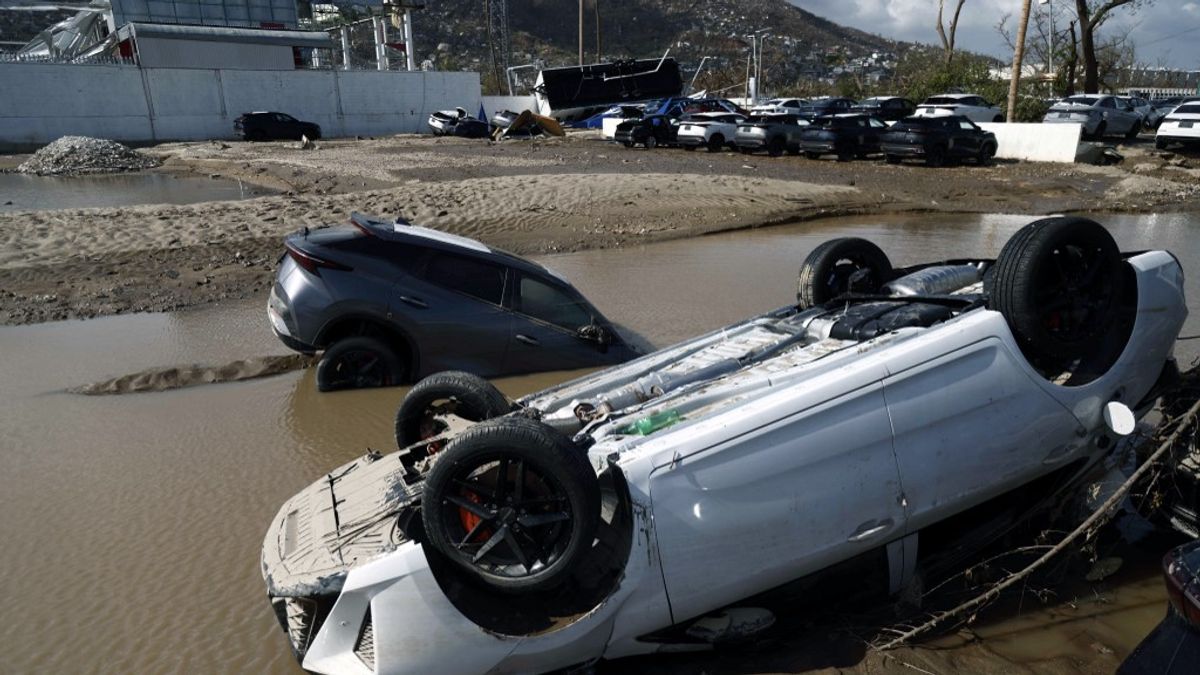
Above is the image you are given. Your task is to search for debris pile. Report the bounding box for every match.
[17,136,161,176]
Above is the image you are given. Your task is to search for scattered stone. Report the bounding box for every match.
[17,136,160,176]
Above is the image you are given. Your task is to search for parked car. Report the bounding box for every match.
[1118,541,1200,675]
[794,96,857,122]
[1156,103,1200,150]
[428,108,491,138]
[263,217,1186,675]
[914,93,1005,123]
[750,97,808,115]
[798,113,889,161]
[676,111,746,152]
[234,111,321,142]
[613,114,680,149]
[1153,96,1200,119]
[851,96,917,121]
[1042,95,1142,140]
[268,213,645,392]
[881,115,998,166]
[733,113,806,156]
[1120,95,1163,129]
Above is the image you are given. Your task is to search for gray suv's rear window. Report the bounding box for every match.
[425,253,505,305]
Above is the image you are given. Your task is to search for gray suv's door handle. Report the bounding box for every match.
[847,518,894,543]
[399,295,428,309]
[515,334,540,346]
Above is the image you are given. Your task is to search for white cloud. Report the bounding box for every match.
[788,0,1199,69]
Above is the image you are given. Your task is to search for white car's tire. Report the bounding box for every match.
[986,217,1122,361]
[421,416,600,593]
[797,238,893,309]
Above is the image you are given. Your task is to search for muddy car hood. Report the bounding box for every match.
[262,453,420,597]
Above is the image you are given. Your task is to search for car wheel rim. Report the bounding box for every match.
[1033,242,1115,343]
[437,454,574,579]
[331,349,389,389]
[824,257,877,297]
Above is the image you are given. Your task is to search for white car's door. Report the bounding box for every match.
[882,329,1081,534]
[647,374,907,622]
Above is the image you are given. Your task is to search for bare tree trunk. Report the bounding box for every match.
[1066,20,1078,96]
[1075,0,1138,93]
[485,0,499,93]
[578,0,584,65]
[935,0,967,65]
[1007,0,1033,122]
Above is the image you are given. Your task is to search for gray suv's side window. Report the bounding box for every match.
[425,253,506,306]
[517,276,592,330]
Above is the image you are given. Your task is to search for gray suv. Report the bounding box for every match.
[268,213,644,391]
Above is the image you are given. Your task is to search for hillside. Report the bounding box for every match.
[412,0,906,92]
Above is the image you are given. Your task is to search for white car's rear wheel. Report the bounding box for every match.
[985,217,1122,361]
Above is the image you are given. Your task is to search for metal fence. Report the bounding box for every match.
[0,53,138,66]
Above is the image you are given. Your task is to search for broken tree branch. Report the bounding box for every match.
[876,394,1200,650]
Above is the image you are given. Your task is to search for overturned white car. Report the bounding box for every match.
[262,217,1186,674]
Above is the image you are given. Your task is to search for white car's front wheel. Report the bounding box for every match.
[421,416,600,593]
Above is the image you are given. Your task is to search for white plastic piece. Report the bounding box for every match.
[1103,401,1136,436]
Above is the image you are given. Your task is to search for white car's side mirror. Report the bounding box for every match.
[1103,401,1136,437]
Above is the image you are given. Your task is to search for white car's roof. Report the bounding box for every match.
[1167,104,1200,118]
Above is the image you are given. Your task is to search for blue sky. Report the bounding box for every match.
[790,0,1200,70]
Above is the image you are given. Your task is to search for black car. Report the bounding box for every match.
[798,114,890,161]
[851,96,917,121]
[234,111,321,142]
[880,115,998,167]
[1118,541,1200,675]
[269,213,646,391]
[794,97,857,122]
[614,114,679,149]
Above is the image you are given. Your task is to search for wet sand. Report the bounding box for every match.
[2,132,1198,324]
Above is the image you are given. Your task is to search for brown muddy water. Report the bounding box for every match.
[0,172,275,213]
[1,212,1198,674]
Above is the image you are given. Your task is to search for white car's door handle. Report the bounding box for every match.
[847,519,894,543]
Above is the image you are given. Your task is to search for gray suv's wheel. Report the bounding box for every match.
[316,336,405,392]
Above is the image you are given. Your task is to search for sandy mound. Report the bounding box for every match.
[70,354,313,395]
[17,136,161,176]
[0,172,863,270]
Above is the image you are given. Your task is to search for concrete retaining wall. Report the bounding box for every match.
[0,62,481,149]
[978,122,1082,163]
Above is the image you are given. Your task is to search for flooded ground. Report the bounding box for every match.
[0,172,274,212]
[1,211,1197,673]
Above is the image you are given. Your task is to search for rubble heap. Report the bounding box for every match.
[17,136,161,176]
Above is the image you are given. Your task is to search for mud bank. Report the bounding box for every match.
[70,354,314,395]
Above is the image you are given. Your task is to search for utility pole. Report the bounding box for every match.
[594,0,602,62]
[578,0,584,65]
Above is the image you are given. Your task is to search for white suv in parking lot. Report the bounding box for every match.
[914,93,1005,123]
[676,112,746,152]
